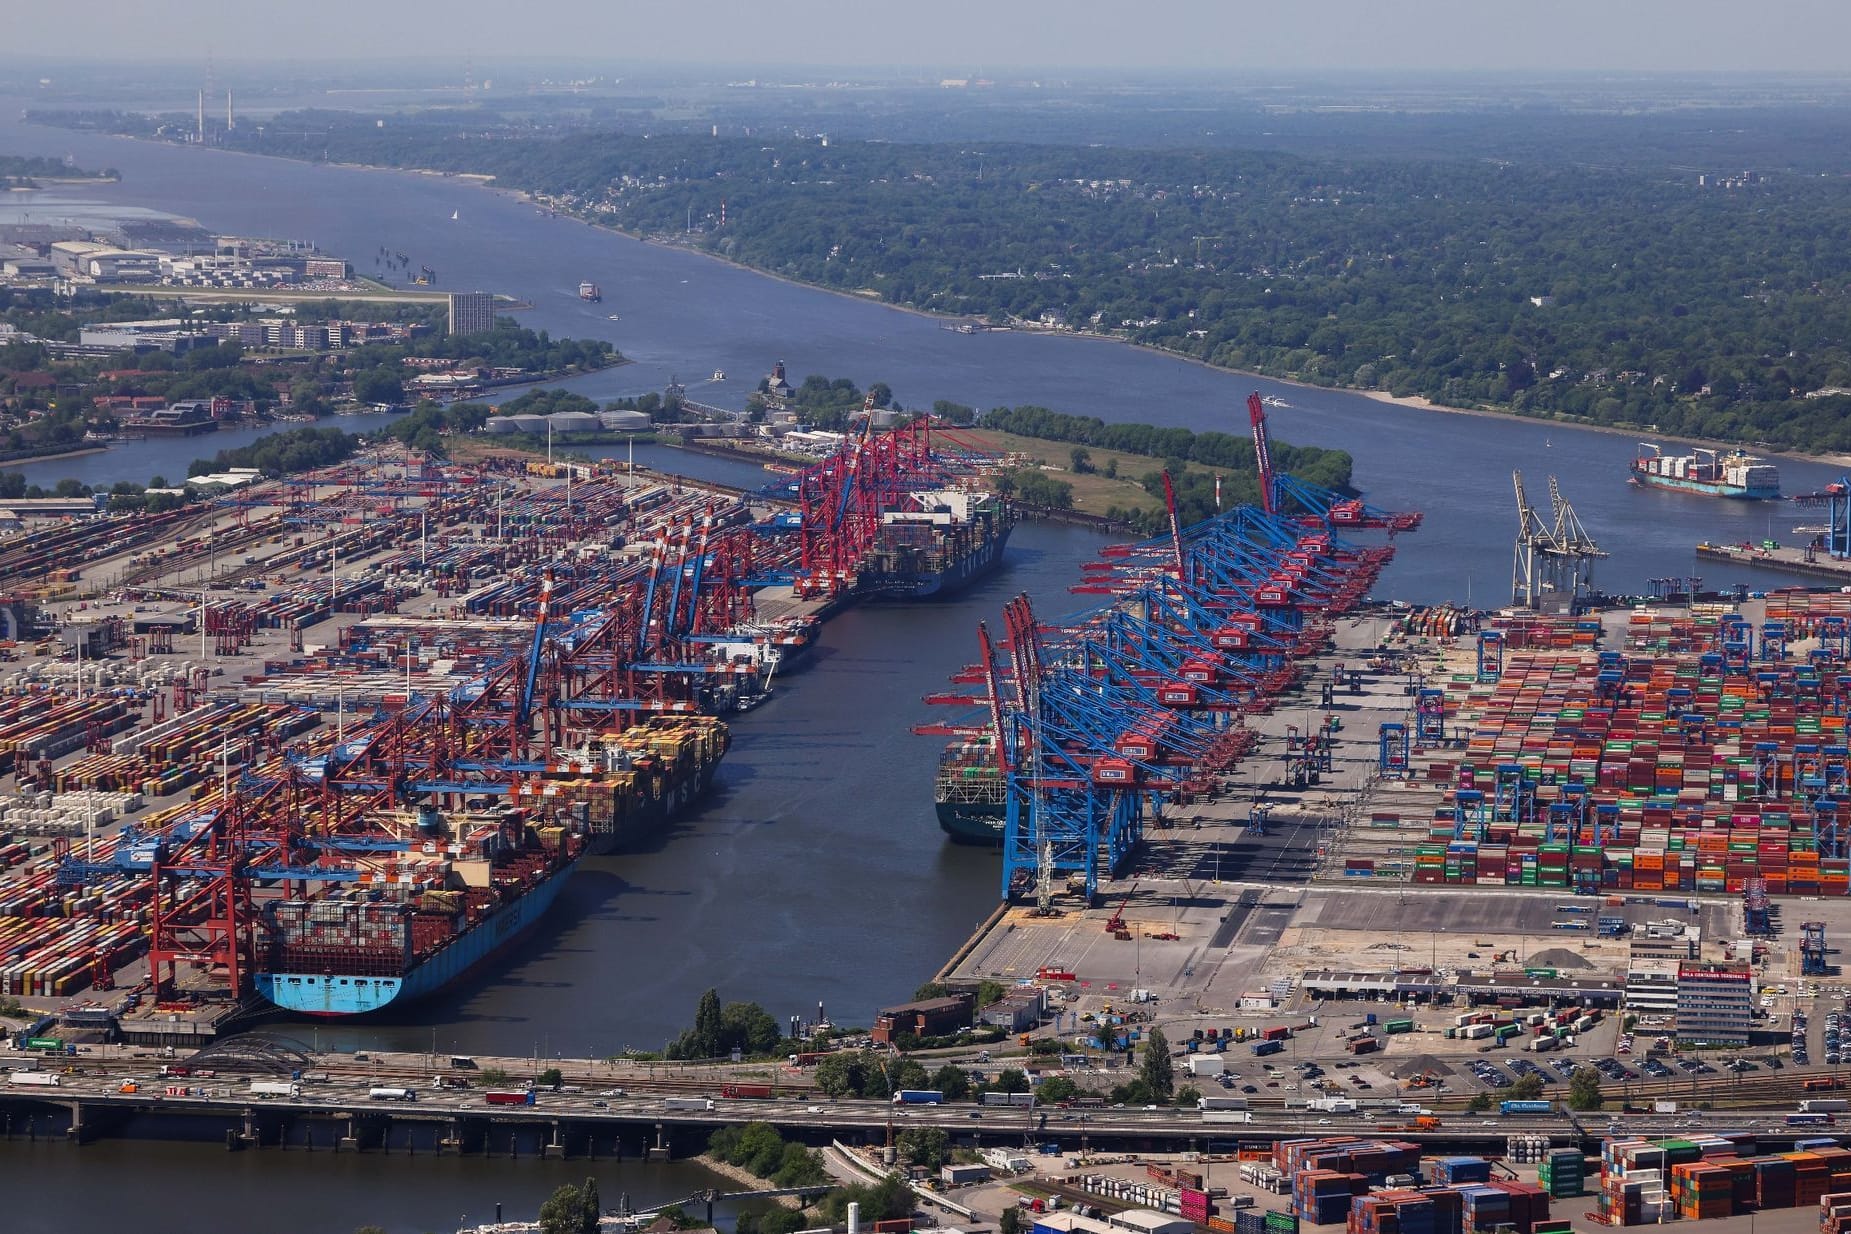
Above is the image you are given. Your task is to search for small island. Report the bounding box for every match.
[0,155,118,188]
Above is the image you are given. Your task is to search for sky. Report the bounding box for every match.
[6,0,1850,73]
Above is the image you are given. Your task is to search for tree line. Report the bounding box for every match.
[87,106,1851,453]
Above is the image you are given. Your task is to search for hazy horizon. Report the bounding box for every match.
[5,0,1850,74]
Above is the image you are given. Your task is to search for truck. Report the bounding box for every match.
[980,1092,1035,1107]
[1186,1055,1226,1077]
[1499,1100,1554,1116]
[1197,1096,1250,1111]
[1200,1110,1253,1124]
[1653,1100,1678,1115]
[1310,1098,1359,1114]
[249,1081,301,1098]
[7,1071,59,1087]
[485,1090,536,1106]
[1801,1098,1850,1114]
[664,1097,716,1112]
[1250,1040,1284,1057]
[721,1083,775,1099]
[368,1087,417,1102]
[1262,1026,1292,1042]
[1347,1037,1379,1055]
[893,1089,945,1105]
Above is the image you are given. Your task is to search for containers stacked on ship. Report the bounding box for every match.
[1631,444,1780,499]
[934,738,1006,844]
[253,804,583,1016]
[858,490,1014,600]
[521,716,730,853]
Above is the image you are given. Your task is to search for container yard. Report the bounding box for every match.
[0,417,1011,1032]
[924,401,1851,1132]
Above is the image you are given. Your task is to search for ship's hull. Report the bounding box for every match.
[254,726,727,1017]
[254,862,575,1017]
[936,799,1006,846]
[1631,467,1778,500]
[863,524,1012,600]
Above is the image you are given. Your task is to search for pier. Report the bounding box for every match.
[1696,540,1851,583]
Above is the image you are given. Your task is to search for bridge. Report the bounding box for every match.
[0,1072,1826,1161]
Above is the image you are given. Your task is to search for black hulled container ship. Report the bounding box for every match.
[859,490,1013,600]
[934,738,1007,845]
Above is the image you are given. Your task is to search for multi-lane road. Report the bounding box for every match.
[1,1061,1835,1152]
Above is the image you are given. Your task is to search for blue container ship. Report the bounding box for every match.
[252,716,727,1018]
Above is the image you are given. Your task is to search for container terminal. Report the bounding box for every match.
[914,403,1851,1146]
[0,417,1011,1036]
[16,401,1851,1226]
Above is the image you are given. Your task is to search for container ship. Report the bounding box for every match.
[251,716,727,1017]
[703,616,821,684]
[1631,444,1780,499]
[934,739,1006,845]
[860,490,1013,600]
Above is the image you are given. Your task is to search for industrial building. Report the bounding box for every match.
[78,320,205,355]
[977,987,1046,1032]
[871,993,973,1044]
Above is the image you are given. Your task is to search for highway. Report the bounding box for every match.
[1,1063,1835,1150]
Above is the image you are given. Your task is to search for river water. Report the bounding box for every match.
[0,109,1842,1229]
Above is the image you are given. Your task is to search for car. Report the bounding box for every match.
[591,1100,609,1108]
[806,1105,823,1113]
[599,1089,625,1097]
[968,1112,983,1119]
[1241,1085,1259,1094]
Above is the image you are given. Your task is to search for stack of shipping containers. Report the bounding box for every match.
[1599,1136,1851,1225]
[1396,607,1851,899]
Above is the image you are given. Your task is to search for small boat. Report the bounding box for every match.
[711,370,725,382]
[450,210,459,221]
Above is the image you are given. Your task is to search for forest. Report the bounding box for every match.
[36,106,1851,451]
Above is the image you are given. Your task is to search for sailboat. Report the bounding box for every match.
[450,210,459,221]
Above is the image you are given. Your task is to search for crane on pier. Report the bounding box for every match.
[1511,471,1606,612]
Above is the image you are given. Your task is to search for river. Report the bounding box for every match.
[0,109,1839,1229]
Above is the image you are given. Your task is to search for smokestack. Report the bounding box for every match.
[848,1203,861,1234]
[196,91,205,142]
[226,89,234,131]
